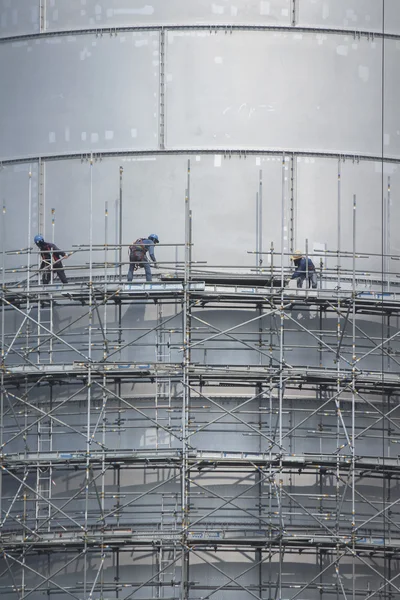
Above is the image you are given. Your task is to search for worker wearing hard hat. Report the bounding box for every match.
[127,234,159,282]
[34,235,68,284]
[290,250,317,289]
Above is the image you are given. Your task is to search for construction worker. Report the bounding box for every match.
[34,235,68,284]
[127,234,159,282]
[290,250,317,289]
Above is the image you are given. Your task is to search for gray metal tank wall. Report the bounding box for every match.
[1,2,399,600]
[2,156,400,277]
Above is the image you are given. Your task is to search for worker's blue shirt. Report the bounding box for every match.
[141,238,156,262]
[291,257,315,279]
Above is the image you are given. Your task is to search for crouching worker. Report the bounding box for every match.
[34,235,68,284]
[290,250,317,289]
[127,234,159,282]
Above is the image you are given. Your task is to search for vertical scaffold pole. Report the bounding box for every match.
[39,0,46,33]
[49,207,55,361]
[103,197,109,565]
[118,167,124,367]
[38,159,45,287]
[181,159,191,600]
[280,154,286,290]
[382,4,389,594]
[38,158,45,239]
[279,154,286,442]
[21,168,33,600]
[291,0,297,26]
[102,198,108,594]
[257,293,263,598]
[119,166,123,282]
[351,194,357,600]
[27,167,32,289]
[270,241,274,293]
[84,155,94,599]
[26,169,32,363]
[50,207,55,284]
[335,163,343,587]
[337,159,341,290]
[335,166,344,584]
[289,155,296,254]
[255,191,259,270]
[278,153,286,600]
[159,28,166,149]
[305,238,309,299]
[104,200,109,359]
[259,169,263,270]
[117,167,123,486]
[387,176,391,292]
[352,195,356,301]
[51,207,55,243]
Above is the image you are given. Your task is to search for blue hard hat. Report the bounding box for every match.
[148,233,159,243]
[34,235,44,245]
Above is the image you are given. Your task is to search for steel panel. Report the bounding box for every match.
[297,0,383,30]
[385,0,400,35]
[0,0,39,38]
[166,31,383,154]
[384,40,400,158]
[0,33,159,160]
[45,0,291,30]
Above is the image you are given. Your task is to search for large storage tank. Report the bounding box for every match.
[1,1,400,598]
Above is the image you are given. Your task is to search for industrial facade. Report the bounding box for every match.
[1,1,400,599]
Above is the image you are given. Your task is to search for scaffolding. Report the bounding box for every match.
[1,160,400,600]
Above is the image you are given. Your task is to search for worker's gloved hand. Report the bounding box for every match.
[153,263,159,269]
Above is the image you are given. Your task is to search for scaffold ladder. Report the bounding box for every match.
[37,298,54,364]
[35,403,53,531]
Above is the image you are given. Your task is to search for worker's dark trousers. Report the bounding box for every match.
[41,261,68,284]
[296,272,317,289]
[127,258,152,282]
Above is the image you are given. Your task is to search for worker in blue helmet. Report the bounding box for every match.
[34,235,68,284]
[290,250,317,289]
[127,234,159,282]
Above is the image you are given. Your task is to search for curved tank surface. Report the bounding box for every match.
[1,2,399,599]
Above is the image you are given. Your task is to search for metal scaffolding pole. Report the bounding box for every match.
[181,159,192,600]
